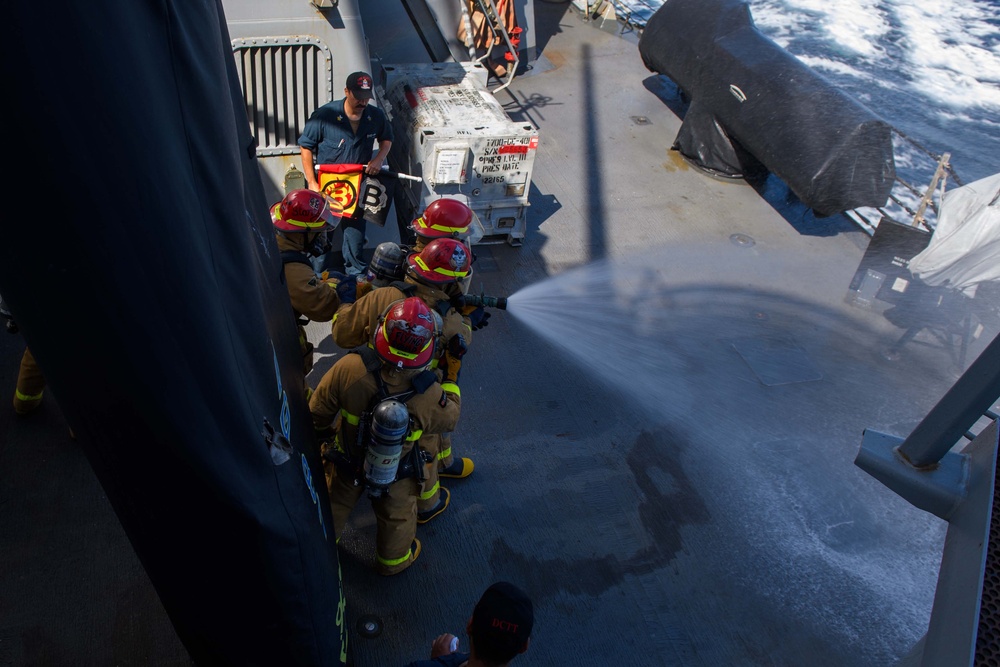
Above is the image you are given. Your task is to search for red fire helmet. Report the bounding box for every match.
[270,189,338,232]
[373,297,439,369]
[411,198,473,239]
[406,238,471,285]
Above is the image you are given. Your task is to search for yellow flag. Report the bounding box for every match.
[318,164,365,218]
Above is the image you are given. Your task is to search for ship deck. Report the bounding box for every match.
[0,3,986,666]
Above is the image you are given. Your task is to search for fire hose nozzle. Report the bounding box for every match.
[460,294,508,310]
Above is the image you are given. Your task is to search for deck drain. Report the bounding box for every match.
[731,337,823,386]
[357,614,383,638]
[630,115,651,125]
[730,233,755,247]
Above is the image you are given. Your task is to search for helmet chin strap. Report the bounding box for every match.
[276,228,329,258]
[305,230,331,258]
[384,366,420,381]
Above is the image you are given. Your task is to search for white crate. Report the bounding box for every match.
[379,62,539,246]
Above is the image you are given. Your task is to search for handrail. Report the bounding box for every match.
[459,0,477,60]
[912,152,951,228]
[471,0,519,93]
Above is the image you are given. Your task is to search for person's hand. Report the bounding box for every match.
[366,156,385,175]
[306,179,320,192]
[447,333,468,360]
[464,305,490,331]
[336,279,356,304]
[430,633,459,658]
[443,334,467,384]
[325,271,357,304]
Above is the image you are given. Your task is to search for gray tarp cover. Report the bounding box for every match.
[909,173,1000,294]
[639,0,895,216]
[1,1,346,664]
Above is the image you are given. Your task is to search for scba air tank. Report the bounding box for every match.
[364,399,410,496]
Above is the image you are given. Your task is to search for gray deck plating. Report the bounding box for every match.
[0,3,982,666]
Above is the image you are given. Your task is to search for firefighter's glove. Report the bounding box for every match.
[443,333,467,383]
[355,280,373,300]
[447,333,468,360]
[314,425,336,443]
[326,271,357,304]
[467,306,490,331]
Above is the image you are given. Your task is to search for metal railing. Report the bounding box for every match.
[459,0,520,93]
[845,128,965,236]
[856,332,1000,665]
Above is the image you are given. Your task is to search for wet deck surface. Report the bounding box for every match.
[1,3,989,666]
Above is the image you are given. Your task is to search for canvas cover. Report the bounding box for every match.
[1,0,346,664]
[639,0,896,216]
[909,173,1000,294]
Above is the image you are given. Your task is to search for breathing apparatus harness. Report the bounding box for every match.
[277,226,331,260]
[279,251,320,364]
[280,250,314,267]
[387,280,459,322]
[327,345,438,499]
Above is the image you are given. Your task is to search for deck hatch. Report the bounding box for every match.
[732,337,823,386]
[232,37,333,157]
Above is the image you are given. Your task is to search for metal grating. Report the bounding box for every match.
[231,36,333,157]
[976,454,1000,665]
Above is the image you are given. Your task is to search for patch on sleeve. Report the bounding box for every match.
[438,390,448,408]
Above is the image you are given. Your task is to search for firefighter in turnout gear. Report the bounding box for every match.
[310,297,462,575]
[356,199,476,302]
[271,189,356,381]
[409,201,487,499]
[409,199,485,325]
[408,198,479,250]
[354,241,407,301]
[330,237,475,523]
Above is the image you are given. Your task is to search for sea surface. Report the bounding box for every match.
[616,0,1000,190]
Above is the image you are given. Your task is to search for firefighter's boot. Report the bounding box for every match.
[440,458,474,479]
[13,347,44,416]
[417,487,450,524]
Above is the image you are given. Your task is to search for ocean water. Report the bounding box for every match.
[749,0,1000,188]
[619,0,1000,190]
